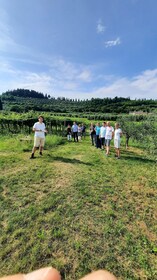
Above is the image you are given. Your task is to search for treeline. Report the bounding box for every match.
[1,89,50,100]
[1,89,157,114]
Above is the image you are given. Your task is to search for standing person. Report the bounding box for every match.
[66,124,72,141]
[81,123,86,139]
[95,122,101,149]
[30,116,47,159]
[100,122,106,150]
[71,121,78,142]
[114,123,122,159]
[90,123,96,146]
[78,124,82,141]
[105,121,114,156]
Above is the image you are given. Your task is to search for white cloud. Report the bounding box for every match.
[77,70,92,82]
[0,52,157,100]
[97,19,106,34]
[105,37,121,48]
[52,69,157,100]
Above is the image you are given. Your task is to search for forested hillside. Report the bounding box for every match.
[1,88,157,114]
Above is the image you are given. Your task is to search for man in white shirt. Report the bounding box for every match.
[114,123,122,159]
[105,121,114,156]
[30,116,47,159]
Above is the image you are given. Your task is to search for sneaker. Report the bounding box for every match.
[116,157,120,160]
[39,151,43,156]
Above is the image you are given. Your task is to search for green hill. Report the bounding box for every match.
[1,89,157,114]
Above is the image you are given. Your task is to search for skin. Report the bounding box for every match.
[31,116,47,155]
[0,267,117,280]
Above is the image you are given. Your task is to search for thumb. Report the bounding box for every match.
[24,267,61,280]
[1,267,61,280]
[80,270,117,280]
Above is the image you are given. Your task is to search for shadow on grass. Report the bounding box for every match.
[48,155,94,166]
[121,154,156,163]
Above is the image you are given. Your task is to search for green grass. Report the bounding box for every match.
[0,135,157,279]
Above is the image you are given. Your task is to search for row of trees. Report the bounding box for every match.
[1,89,157,114]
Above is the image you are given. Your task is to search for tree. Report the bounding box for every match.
[0,97,2,110]
[117,116,143,148]
[118,115,157,156]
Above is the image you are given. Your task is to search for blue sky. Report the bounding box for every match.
[0,0,157,100]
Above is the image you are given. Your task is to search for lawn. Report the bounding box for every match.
[0,134,157,280]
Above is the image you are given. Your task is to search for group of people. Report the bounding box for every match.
[90,121,122,159]
[30,116,122,159]
[66,122,86,142]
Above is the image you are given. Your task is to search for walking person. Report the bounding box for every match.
[30,115,47,159]
[105,121,114,156]
[114,123,122,159]
[71,121,78,142]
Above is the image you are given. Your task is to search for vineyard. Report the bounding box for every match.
[0,90,157,279]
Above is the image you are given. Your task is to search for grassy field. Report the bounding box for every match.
[0,134,157,279]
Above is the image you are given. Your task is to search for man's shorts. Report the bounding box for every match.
[114,139,120,148]
[105,139,111,146]
[34,137,45,147]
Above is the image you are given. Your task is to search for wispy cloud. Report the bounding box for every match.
[105,37,121,48]
[0,52,157,100]
[77,70,92,82]
[97,19,106,34]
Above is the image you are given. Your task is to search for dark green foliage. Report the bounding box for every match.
[2,88,47,99]
[0,98,2,110]
[1,89,157,114]
[117,115,157,154]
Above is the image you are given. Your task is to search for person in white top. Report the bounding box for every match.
[114,123,122,159]
[105,121,114,156]
[30,116,48,159]
[100,122,106,150]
